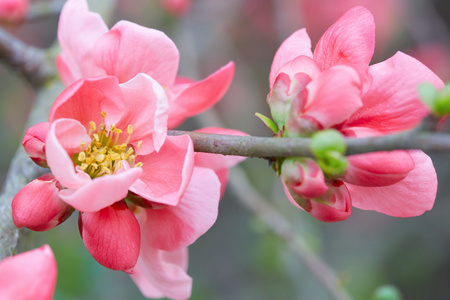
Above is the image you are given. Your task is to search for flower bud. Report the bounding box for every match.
[22,122,49,168]
[267,72,310,129]
[310,129,346,158]
[310,129,348,177]
[281,158,328,199]
[12,173,73,231]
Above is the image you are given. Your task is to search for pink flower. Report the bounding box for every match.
[159,0,191,16]
[56,0,234,129]
[0,245,57,300]
[0,0,28,23]
[298,0,406,53]
[269,7,443,222]
[13,75,199,272]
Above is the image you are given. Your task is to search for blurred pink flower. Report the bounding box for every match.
[269,7,443,222]
[12,76,206,274]
[298,0,405,53]
[56,0,234,129]
[159,0,191,16]
[0,245,57,300]
[0,0,28,23]
[408,43,450,81]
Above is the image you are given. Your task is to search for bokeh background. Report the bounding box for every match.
[2,0,450,299]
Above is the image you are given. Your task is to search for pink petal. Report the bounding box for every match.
[131,246,192,300]
[293,65,362,129]
[58,165,142,212]
[49,77,125,128]
[313,6,375,76]
[142,167,220,251]
[345,52,444,133]
[284,180,352,222]
[93,20,179,86]
[12,174,72,231]
[0,245,57,300]
[45,119,92,190]
[269,29,313,85]
[130,135,194,207]
[116,74,169,154]
[57,0,108,85]
[275,55,321,81]
[79,201,140,272]
[22,122,50,168]
[343,151,415,187]
[167,61,235,128]
[348,150,436,217]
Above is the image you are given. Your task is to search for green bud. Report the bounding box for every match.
[316,151,348,177]
[418,82,450,116]
[435,84,450,115]
[371,285,402,300]
[310,129,346,159]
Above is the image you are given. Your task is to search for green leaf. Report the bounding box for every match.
[255,112,278,134]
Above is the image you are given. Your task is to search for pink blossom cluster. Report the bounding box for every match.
[10,0,244,299]
[268,7,443,222]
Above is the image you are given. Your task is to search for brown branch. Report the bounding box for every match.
[0,27,55,87]
[168,130,450,158]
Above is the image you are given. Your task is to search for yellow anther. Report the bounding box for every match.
[78,152,86,162]
[125,147,134,157]
[114,128,122,134]
[135,162,143,168]
[137,141,143,149]
[101,111,107,118]
[80,163,89,170]
[127,125,133,134]
[116,160,122,170]
[95,154,105,163]
[90,121,96,131]
[110,153,121,161]
[93,134,100,142]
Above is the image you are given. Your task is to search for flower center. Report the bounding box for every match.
[73,111,143,179]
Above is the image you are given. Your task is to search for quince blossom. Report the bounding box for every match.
[0,245,57,300]
[269,6,443,222]
[56,0,234,129]
[12,76,221,287]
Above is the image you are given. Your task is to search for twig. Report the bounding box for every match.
[168,130,450,158]
[26,0,65,21]
[0,27,55,87]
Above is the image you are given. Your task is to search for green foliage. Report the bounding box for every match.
[255,112,278,134]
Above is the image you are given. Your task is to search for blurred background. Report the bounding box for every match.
[2,0,450,299]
